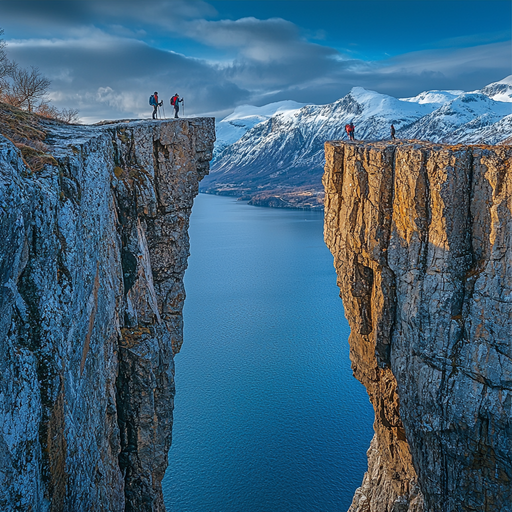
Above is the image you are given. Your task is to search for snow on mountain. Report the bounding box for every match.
[205,77,512,205]
[479,75,512,103]
[204,87,440,195]
[452,113,512,145]
[214,100,306,159]
[401,92,512,142]
[400,90,463,107]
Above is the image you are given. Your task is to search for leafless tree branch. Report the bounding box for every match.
[6,65,51,112]
[36,102,80,123]
[0,26,80,122]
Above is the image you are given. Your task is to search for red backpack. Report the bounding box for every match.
[171,95,178,106]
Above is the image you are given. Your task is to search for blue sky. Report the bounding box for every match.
[1,0,510,122]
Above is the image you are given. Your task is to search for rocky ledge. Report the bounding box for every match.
[323,140,512,512]
[0,115,215,511]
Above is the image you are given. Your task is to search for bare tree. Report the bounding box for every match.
[0,28,7,77]
[0,26,79,122]
[35,101,60,119]
[7,65,51,112]
[58,108,80,123]
[0,28,15,92]
[36,102,80,123]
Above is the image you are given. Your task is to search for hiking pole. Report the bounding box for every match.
[162,103,166,119]
[182,100,185,118]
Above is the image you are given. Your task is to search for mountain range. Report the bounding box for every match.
[202,76,512,209]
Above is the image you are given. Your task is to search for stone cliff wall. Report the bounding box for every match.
[323,141,512,512]
[0,117,214,511]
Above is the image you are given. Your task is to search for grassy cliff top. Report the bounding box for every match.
[0,102,67,171]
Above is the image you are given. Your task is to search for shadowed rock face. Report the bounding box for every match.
[323,141,512,512]
[0,118,214,511]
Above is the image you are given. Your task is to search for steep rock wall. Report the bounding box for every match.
[0,118,214,511]
[323,141,512,512]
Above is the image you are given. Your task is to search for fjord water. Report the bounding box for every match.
[162,194,374,512]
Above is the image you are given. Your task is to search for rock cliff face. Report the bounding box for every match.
[323,141,512,512]
[0,117,214,511]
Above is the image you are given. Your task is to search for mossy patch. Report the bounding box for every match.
[120,327,152,348]
[0,101,65,172]
[114,166,124,178]
[127,166,150,183]
[15,143,59,172]
[117,129,130,144]
[0,102,48,144]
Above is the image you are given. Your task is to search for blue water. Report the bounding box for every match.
[162,194,374,512]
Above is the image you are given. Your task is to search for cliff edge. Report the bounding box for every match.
[323,140,512,512]
[0,115,214,511]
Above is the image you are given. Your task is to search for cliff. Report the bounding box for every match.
[0,113,214,511]
[323,140,512,511]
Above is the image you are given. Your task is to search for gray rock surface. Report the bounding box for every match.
[323,141,512,512]
[0,117,214,511]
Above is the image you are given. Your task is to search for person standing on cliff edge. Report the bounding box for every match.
[150,92,162,119]
[349,122,355,141]
[171,93,184,118]
[391,124,396,140]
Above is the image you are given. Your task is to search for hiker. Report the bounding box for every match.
[349,122,355,141]
[171,93,184,118]
[391,124,396,140]
[345,123,351,140]
[150,92,162,119]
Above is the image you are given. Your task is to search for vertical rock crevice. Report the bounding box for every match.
[324,140,512,512]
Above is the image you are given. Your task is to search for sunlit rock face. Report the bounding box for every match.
[0,117,214,511]
[323,140,512,512]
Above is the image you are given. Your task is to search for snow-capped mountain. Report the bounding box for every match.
[203,77,512,207]
[479,76,512,103]
[401,92,512,142]
[214,100,306,159]
[400,89,463,107]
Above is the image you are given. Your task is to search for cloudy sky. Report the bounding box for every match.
[1,0,510,122]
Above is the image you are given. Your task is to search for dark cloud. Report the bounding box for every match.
[0,1,94,27]
[0,0,216,36]
[96,0,217,32]
[372,42,512,95]
[185,17,307,57]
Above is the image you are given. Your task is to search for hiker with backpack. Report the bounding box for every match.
[149,92,162,119]
[349,122,355,140]
[171,93,184,118]
[345,123,351,140]
[345,122,355,141]
[391,124,396,140]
